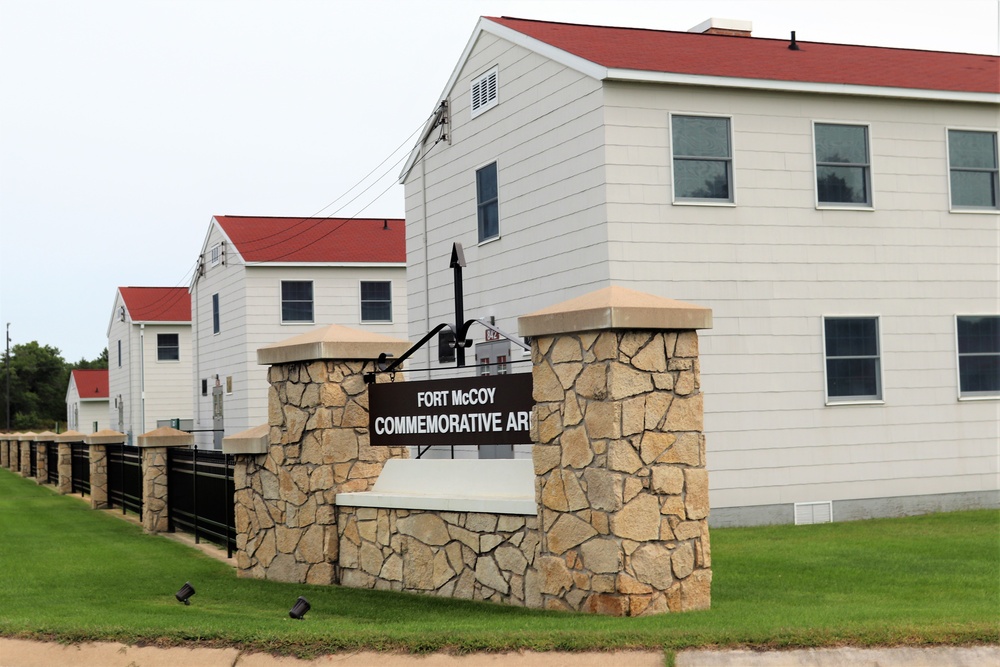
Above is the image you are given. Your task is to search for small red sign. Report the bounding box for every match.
[485,328,501,341]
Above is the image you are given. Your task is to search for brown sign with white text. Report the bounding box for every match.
[369,374,533,447]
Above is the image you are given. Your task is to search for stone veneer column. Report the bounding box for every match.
[53,430,84,494]
[235,324,411,584]
[518,286,714,617]
[85,429,126,509]
[18,433,36,477]
[1,435,10,468]
[137,427,193,533]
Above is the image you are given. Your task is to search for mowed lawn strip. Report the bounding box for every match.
[0,469,996,656]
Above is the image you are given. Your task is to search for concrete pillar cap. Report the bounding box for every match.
[33,431,58,442]
[84,429,128,445]
[53,429,88,443]
[518,286,713,337]
[15,432,38,442]
[136,426,193,448]
[222,423,269,455]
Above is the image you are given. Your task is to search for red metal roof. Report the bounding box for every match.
[486,17,1000,94]
[215,216,406,264]
[119,287,191,322]
[71,369,109,399]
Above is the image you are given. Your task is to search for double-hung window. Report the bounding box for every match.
[477,162,499,242]
[157,333,179,361]
[824,317,882,403]
[281,281,314,323]
[671,115,733,202]
[360,281,392,322]
[948,130,999,210]
[815,123,871,206]
[956,315,1000,398]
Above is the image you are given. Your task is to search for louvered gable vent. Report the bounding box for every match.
[471,66,498,118]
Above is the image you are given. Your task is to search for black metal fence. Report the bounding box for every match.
[29,443,37,478]
[70,442,90,496]
[107,443,143,517]
[167,447,235,557]
[46,445,58,485]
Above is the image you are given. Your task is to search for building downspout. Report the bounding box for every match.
[139,323,146,436]
[421,145,431,376]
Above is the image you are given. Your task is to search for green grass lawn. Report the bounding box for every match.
[0,468,997,657]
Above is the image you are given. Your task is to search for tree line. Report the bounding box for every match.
[1,342,107,431]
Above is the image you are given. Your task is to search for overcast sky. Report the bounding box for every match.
[1,0,998,363]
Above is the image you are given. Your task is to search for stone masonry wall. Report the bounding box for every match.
[337,507,540,605]
[234,360,407,584]
[89,445,109,509]
[57,443,72,494]
[531,330,711,616]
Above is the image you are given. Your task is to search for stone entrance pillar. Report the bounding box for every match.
[52,431,84,494]
[137,427,193,533]
[234,324,411,584]
[85,429,126,510]
[519,286,714,616]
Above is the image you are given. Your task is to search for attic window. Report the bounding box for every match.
[210,243,223,266]
[471,67,498,118]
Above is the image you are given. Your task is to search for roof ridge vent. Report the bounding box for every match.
[688,18,752,37]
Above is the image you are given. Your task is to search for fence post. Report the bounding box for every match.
[1,434,10,468]
[17,432,36,477]
[519,286,714,616]
[233,325,411,584]
[137,426,193,534]
[52,430,84,494]
[84,429,126,510]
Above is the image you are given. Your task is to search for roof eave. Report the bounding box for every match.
[606,68,1000,103]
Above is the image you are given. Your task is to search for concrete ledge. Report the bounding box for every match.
[519,285,712,337]
[257,323,411,365]
[33,431,58,442]
[222,424,269,455]
[336,459,536,515]
[15,432,37,442]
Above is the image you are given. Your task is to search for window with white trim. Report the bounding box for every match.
[280,280,314,323]
[948,130,999,210]
[956,315,1000,397]
[824,316,881,402]
[477,162,499,242]
[815,123,871,206]
[471,66,498,118]
[671,115,733,202]
[360,281,391,322]
[156,333,180,361]
[209,243,222,266]
[212,293,220,334]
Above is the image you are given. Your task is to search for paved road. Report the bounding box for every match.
[1,639,998,667]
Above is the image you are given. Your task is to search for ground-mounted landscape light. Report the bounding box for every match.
[175,582,195,605]
[289,596,310,619]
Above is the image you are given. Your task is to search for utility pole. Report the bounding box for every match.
[5,323,10,432]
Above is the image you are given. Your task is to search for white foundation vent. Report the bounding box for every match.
[794,501,833,525]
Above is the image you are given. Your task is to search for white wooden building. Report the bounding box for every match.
[106,287,193,443]
[65,369,109,434]
[400,17,1000,525]
[188,215,407,447]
